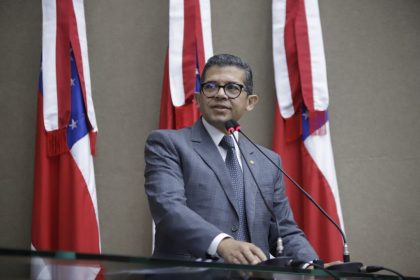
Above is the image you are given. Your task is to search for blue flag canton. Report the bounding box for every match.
[194,66,201,93]
[38,62,43,95]
[66,50,89,150]
[301,105,328,141]
[194,51,201,93]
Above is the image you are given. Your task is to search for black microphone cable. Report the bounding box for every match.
[302,262,339,280]
[278,258,339,279]
[361,266,406,280]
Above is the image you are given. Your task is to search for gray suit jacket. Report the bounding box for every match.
[144,118,317,262]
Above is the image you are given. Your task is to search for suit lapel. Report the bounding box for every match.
[191,120,240,216]
[239,137,259,242]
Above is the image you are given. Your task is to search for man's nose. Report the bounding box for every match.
[214,86,228,99]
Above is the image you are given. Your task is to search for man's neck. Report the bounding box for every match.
[202,117,239,144]
[201,118,229,135]
[202,118,226,135]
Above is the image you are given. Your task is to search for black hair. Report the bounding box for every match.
[200,54,253,95]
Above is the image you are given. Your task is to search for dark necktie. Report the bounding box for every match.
[219,135,249,241]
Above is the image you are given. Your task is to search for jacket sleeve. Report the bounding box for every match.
[144,130,223,258]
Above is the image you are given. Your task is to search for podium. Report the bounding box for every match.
[0,247,417,279]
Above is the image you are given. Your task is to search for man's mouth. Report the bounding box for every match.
[211,104,231,110]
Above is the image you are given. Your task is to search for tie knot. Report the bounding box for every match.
[220,135,235,150]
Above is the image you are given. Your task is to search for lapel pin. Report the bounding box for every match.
[249,160,255,165]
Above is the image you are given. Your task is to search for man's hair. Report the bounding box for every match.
[200,54,253,95]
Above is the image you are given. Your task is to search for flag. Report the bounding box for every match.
[159,0,213,129]
[272,0,344,262]
[31,0,101,277]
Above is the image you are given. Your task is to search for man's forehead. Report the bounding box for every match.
[203,65,245,82]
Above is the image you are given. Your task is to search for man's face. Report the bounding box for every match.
[195,65,258,132]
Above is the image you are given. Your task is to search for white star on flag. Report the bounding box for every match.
[302,110,309,120]
[70,78,75,87]
[69,119,78,130]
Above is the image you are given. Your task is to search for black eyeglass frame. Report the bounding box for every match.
[200,82,245,99]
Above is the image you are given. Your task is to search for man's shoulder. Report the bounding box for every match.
[255,143,276,155]
[147,119,203,141]
[146,126,193,144]
[243,139,281,163]
[148,127,190,136]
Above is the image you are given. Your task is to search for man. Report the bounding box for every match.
[144,54,318,265]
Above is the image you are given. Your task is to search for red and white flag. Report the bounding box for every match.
[31,0,101,278]
[272,0,344,262]
[159,0,213,129]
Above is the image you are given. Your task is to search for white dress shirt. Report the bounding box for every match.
[201,118,242,258]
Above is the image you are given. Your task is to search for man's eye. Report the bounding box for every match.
[225,83,240,91]
[204,83,217,90]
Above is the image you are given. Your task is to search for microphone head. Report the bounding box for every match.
[224,120,240,134]
[224,120,236,134]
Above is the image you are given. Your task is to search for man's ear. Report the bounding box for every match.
[246,94,259,111]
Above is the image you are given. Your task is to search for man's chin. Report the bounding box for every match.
[210,116,231,124]
[204,116,232,130]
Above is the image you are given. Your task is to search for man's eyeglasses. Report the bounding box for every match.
[200,82,245,99]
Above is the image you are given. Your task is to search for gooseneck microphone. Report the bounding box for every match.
[225,120,350,260]
[224,120,362,272]
[224,120,407,279]
[225,120,334,273]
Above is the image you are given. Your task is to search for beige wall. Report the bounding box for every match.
[1,0,419,277]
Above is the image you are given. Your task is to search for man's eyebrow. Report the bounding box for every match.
[203,81,240,84]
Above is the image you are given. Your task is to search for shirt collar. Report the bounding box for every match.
[201,118,239,147]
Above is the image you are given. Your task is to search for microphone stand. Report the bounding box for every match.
[225,122,295,267]
[225,120,364,273]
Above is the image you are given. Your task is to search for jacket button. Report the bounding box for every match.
[231,225,238,232]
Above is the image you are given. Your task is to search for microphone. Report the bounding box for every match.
[224,120,365,273]
[225,122,405,278]
[224,120,296,266]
